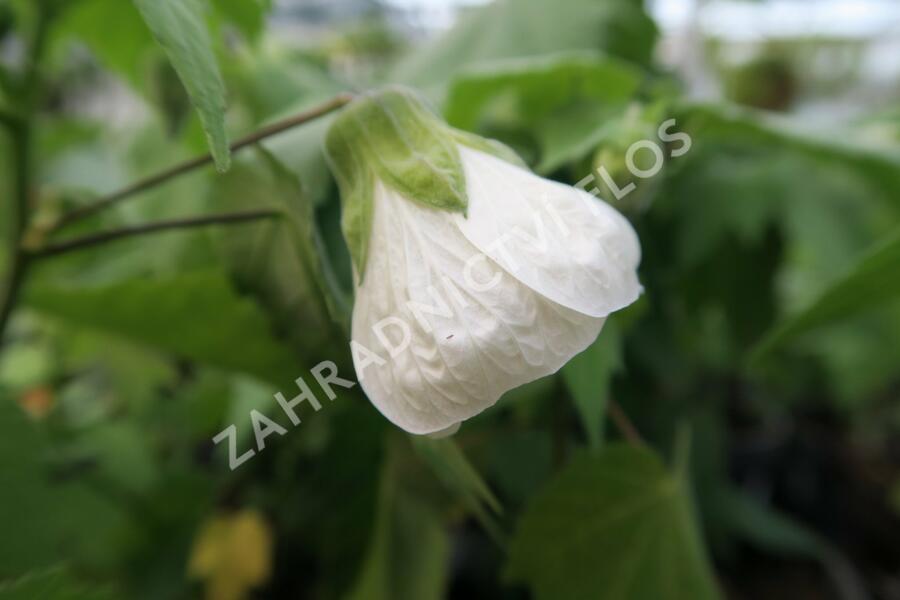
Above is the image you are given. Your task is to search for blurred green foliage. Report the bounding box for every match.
[1,0,899,599]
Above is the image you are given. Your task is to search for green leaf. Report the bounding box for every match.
[675,103,900,205]
[210,0,270,40]
[0,568,115,600]
[713,488,868,598]
[259,108,337,208]
[412,436,503,518]
[211,150,350,364]
[24,270,300,389]
[390,0,657,86]
[562,318,622,447]
[444,52,644,172]
[57,0,156,91]
[231,53,343,123]
[714,488,822,559]
[507,445,721,600]
[134,0,231,171]
[0,400,124,578]
[346,445,449,600]
[412,437,504,545]
[751,226,900,361]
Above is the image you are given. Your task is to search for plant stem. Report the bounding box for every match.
[0,123,32,344]
[608,399,645,447]
[54,93,354,231]
[29,209,282,259]
[0,0,53,344]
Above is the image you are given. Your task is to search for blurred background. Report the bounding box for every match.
[1,0,899,599]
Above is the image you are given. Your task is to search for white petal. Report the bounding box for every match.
[453,146,642,318]
[351,181,606,434]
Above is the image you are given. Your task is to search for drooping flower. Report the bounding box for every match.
[325,86,642,435]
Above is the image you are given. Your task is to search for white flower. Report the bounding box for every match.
[326,87,642,435]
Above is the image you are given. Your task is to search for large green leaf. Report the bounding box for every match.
[24,270,300,388]
[751,226,900,361]
[444,52,645,172]
[134,0,230,171]
[561,318,622,447]
[390,0,657,86]
[506,445,721,600]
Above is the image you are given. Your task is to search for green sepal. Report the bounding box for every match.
[325,86,468,281]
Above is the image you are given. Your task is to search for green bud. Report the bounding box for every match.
[591,103,666,209]
[593,147,633,193]
[325,85,526,281]
[324,86,468,279]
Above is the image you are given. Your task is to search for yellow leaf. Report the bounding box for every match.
[188,509,273,600]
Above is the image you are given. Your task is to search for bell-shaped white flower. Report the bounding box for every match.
[326,87,642,435]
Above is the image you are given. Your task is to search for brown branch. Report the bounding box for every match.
[0,124,32,343]
[53,93,354,231]
[0,0,54,344]
[29,209,282,259]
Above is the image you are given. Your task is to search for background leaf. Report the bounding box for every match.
[24,270,300,388]
[444,52,644,171]
[412,436,503,539]
[211,151,350,366]
[506,445,721,600]
[751,226,900,361]
[390,0,657,86]
[210,0,271,41]
[561,318,622,447]
[346,443,450,600]
[675,103,900,204]
[134,0,231,170]
[58,0,155,91]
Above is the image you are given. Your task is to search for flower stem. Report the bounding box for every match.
[29,209,282,259]
[53,93,354,231]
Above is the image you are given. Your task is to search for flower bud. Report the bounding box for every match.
[325,86,643,435]
[591,104,665,210]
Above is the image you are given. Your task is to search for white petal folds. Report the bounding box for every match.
[454,147,642,318]
[350,146,642,435]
